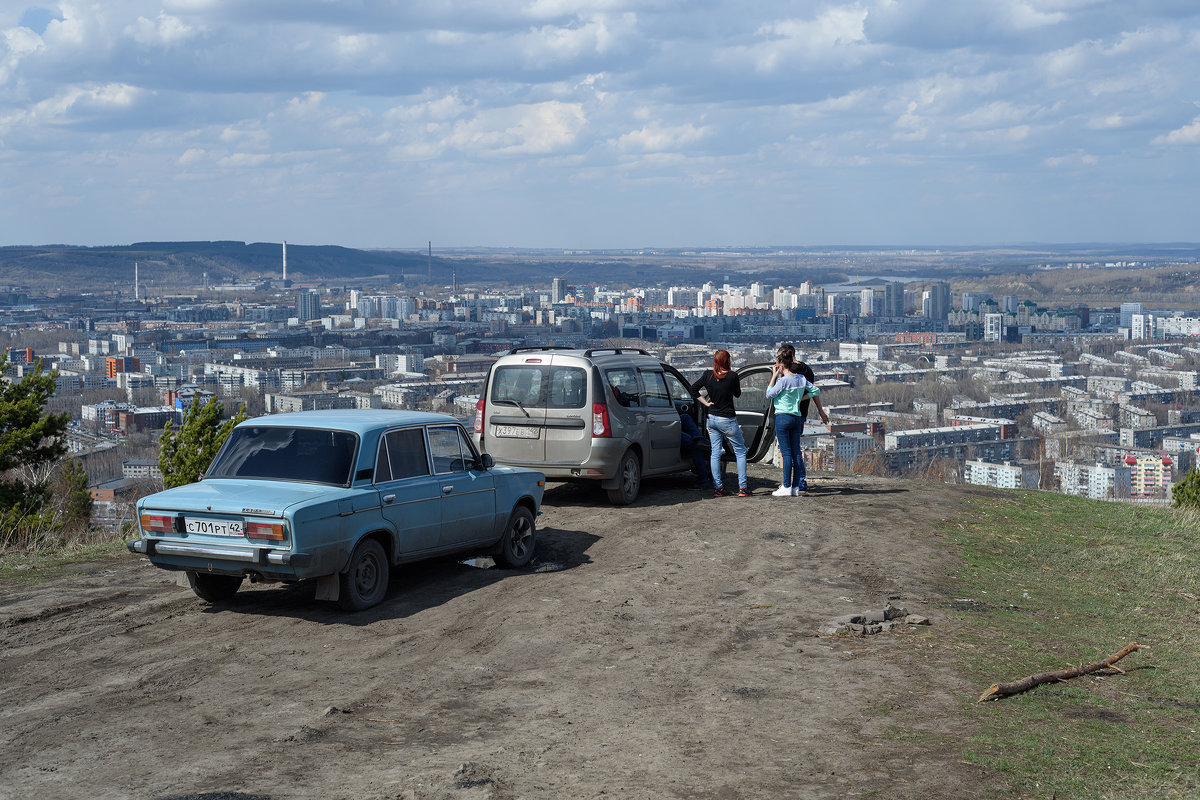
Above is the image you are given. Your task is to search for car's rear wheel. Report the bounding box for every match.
[606,450,641,505]
[494,506,537,568]
[186,571,242,603]
[337,538,389,611]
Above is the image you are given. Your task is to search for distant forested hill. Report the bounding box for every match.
[0,242,852,293]
[0,242,436,291]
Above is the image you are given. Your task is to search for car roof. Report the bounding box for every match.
[499,347,662,365]
[237,409,460,435]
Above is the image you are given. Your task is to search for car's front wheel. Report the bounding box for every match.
[606,450,641,505]
[337,538,389,611]
[494,506,537,569]
[186,571,242,603]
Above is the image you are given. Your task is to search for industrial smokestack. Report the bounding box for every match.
[134,261,139,300]
[282,241,288,283]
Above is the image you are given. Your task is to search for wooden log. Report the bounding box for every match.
[977,642,1142,703]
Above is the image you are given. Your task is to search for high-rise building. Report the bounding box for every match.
[1120,302,1144,330]
[551,277,567,304]
[859,287,875,317]
[961,291,993,313]
[883,282,905,317]
[296,289,321,321]
[925,282,950,321]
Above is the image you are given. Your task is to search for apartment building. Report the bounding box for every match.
[964,460,1039,489]
[1054,461,1131,500]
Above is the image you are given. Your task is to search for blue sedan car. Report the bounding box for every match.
[128,410,545,611]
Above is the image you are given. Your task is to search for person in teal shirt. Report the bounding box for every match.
[766,358,827,495]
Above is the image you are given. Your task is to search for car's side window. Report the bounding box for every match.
[374,437,392,483]
[664,373,693,405]
[429,426,469,474]
[375,428,430,483]
[640,370,672,408]
[606,367,641,407]
[387,428,430,479]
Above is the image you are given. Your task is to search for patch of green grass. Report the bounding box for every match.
[0,539,129,585]
[945,490,1200,799]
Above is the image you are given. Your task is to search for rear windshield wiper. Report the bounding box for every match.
[494,398,531,417]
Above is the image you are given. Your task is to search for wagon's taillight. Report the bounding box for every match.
[592,402,611,438]
[474,397,485,434]
[246,521,287,541]
[140,514,174,533]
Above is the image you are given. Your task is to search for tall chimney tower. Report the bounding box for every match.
[282,240,288,284]
[134,261,139,300]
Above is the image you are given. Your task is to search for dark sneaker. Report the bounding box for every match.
[737,487,751,497]
[713,487,728,497]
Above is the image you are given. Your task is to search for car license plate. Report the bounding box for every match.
[184,517,245,537]
[493,425,540,439]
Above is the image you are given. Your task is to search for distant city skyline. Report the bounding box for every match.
[3,2,1199,249]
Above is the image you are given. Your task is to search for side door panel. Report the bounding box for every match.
[374,427,442,556]
[736,364,777,463]
[640,368,685,473]
[429,424,497,546]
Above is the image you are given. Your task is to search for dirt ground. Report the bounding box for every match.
[1,467,999,800]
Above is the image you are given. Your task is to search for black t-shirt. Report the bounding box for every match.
[796,361,816,417]
[691,370,741,418]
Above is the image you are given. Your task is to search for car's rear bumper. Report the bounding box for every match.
[127,537,313,575]
[491,437,634,480]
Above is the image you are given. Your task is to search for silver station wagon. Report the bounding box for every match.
[129,410,545,611]
[474,348,776,504]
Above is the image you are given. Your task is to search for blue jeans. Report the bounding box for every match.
[707,414,748,490]
[775,413,806,489]
[680,413,711,485]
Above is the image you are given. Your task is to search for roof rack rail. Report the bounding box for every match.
[507,346,579,355]
[583,347,652,357]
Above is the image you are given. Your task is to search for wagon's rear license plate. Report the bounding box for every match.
[493,425,540,439]
[184,517,244,536]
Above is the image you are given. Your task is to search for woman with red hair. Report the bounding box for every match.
[690,349,749,497]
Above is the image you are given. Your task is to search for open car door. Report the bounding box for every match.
[734,363,777,463]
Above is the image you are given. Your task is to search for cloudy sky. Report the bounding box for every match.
[2,1,1198,249]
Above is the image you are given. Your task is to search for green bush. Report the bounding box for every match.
[1171,467,1200,509]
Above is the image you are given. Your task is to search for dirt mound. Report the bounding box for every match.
[0,469,996,799]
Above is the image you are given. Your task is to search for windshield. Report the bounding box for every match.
[490,365,587,409]
[206,426,358,485]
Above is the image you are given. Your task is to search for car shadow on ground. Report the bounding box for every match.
[802,484,909,497]
[200,526,598,625]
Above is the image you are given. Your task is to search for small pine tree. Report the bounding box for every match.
[158,397,247,489]
[0,351,71,542]
[1171,468,1200,509]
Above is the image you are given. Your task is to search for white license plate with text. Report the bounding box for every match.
[493,425,540,439]
[184,518,245,536]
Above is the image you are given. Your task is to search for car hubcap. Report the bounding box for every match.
[356,555,379,594]
[511,517,531,558]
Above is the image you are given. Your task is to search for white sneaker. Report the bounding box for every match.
[772,485,792,497]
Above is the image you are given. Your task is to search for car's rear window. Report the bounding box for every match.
[207,426,358,485]
[490,365,587,409]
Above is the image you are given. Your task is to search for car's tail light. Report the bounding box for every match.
[474,397,485,434]
[140,513,175,533]
[246,521,287,541]
[592,402,611,438]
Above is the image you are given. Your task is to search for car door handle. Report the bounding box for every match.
[382,494,396,503]
[442,485,454,494]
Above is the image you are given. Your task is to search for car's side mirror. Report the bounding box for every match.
[479,453,495,470]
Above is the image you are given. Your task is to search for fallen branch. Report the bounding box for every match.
[977,642,1143,703]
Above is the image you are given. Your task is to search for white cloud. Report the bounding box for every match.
[1153,115,1200,145]
[445,101,586,156]
[125,12,196,47]
[614,122,710,153]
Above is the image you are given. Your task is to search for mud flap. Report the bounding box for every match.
[174,572,191,588]
[314,573,340,601]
